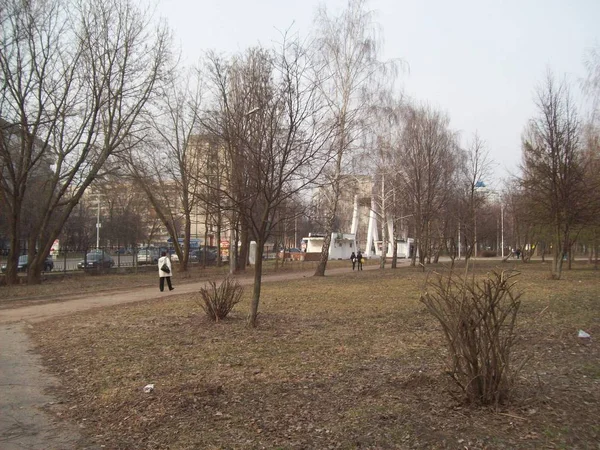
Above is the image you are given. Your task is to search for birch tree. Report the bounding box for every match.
[312,0,396,276]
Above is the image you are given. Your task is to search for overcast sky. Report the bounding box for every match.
[151,0,600,186]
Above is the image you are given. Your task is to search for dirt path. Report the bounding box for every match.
[0,323,86,449]
[0,264,385,449]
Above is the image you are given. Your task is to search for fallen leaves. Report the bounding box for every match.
[28,261,600,449]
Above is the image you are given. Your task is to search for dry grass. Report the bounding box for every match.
[29,261,600,449]
[0,259,353,308]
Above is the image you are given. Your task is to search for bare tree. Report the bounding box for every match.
[580,122,600,267]
[0,0,171,284]
[123,68,204,271]
[363,94,404,269]
[583,44,600,122]
[520,72,592,279]
[312,0,397,276]
[205,37,333,327]
[93,173,154,250]
[459,133,493,261]
[397,103,457,267]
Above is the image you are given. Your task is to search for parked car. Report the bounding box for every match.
[279,247,303,259]
[1,254,54,273]
[191,247,218,264]
[137,248,160,265]
[77,251,114,270]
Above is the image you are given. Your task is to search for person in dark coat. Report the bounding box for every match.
[356,250,363,270]
[158,251,174,292]
[350,251,357,270]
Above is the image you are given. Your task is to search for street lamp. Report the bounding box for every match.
[501,203,504,258]
[95,194,102,250]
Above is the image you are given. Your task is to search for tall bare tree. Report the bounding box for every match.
[124,68,204,271]
[0,0,171,284]
[312,0,396,276]
[205,37,333,327]
[459,133,492,261]
[397,103,456,267]
[363,94,404,269]
[520,73,592,279]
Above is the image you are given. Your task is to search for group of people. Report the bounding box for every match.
[350,251,363,271]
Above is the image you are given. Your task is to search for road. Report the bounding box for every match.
[49,255,137,272]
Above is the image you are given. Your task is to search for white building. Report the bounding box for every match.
[302,233,357,260]
[374,238,414,259]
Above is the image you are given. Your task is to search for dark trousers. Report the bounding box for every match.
[352,260,356,270]
[357,260,363,270]
[159,276,173,291]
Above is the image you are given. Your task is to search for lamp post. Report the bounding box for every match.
[95,194,101,250]
[501,203,504,258]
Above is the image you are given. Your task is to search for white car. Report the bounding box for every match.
[137,248,159,265]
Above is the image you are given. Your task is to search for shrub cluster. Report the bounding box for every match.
[421,269,524,406]
[196,277,243,322]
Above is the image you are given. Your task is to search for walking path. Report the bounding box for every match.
[0,263,383,449]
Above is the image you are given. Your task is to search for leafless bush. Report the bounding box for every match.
[420,269,524,406]
[196,277,244,322]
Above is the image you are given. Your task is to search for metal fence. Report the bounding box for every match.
[0,246,161,274]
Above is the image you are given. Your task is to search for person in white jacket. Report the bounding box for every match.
[158,251,174,292]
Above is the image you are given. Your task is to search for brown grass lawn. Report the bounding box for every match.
[0,259,351,309]
[29,261,599,449]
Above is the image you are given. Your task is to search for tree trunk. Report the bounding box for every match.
[410,237,417,267]
[541,241,546,262]
[239,224,250,270]
[568,242,573,270]
[203,225,209,268]
[216,220,222,267]
[314,230,332,276]
[249,237,265,328]
[379,218,387,270]
[5,204,23,285]
[552,234,564,279]
[391,221,398,269]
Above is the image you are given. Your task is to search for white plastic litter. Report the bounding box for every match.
[578,330,591,339]
[143,383,155,393]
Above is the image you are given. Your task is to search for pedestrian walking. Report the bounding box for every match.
[350,251,357,270]
[158,251,174,292]
[356,250,363,271]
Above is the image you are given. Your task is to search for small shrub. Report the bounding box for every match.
[196,277,244,322]
[480,250,497,258]
[420,269,524,406]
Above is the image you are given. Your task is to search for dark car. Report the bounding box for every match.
[77,251,114,270]
[191,247,217,264]
[0,255,54,272]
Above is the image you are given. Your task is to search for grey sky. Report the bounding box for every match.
[153,0,600,185]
